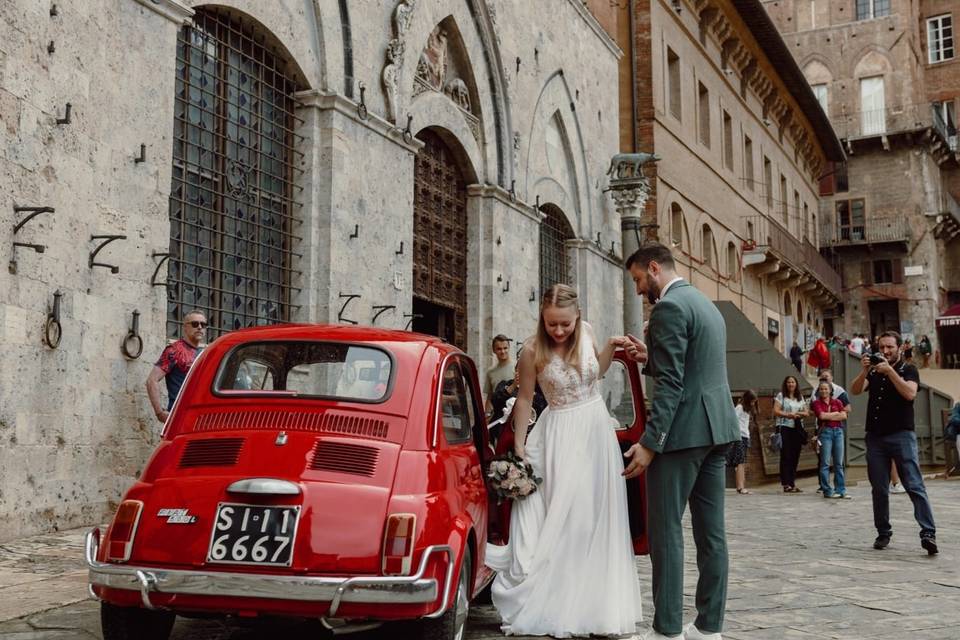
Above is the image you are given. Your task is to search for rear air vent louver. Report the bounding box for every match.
[179,438,244,468]
[193,411,389,439]
[309,441,379,477]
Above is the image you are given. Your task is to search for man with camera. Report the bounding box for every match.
[851,331,937,555]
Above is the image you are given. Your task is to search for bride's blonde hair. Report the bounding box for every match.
[534,284,583,375]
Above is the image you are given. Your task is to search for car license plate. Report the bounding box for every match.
[207,503,300,567]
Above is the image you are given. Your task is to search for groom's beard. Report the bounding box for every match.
[645,274,660,305]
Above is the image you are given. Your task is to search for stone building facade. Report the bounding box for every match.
[0,0,625,539]
[763,0,960,351]
[613,0,846,358]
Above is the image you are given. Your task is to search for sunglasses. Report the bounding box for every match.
[187,320,208,329]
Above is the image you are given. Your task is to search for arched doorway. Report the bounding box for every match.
[412,129,468,348]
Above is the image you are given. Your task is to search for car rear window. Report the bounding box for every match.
[215,342,393,402]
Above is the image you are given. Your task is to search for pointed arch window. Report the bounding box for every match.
[167,8,304,339]
[539,205,574,294]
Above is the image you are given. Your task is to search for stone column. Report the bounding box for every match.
[609,180,652,338]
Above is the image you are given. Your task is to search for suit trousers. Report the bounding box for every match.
[646,444,730,636]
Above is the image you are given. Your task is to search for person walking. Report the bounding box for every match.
[811,380,849,499]
[146,309,207,423]
[851,331,938,555]
[774,375,808,493]
[789,341,803,373]
[622,243,740,640]
[728,391,757,495]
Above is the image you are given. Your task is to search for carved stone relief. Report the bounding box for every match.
[412,22,481,144]
[382,0,417,124]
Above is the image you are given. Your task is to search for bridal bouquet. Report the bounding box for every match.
[486,451,542,504]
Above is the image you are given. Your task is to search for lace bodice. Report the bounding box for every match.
[537,333,601,408]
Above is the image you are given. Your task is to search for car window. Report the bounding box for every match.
[233,359,275,390]
[440,361,473,443]
[216,342,393,402]
[600,360,635,430]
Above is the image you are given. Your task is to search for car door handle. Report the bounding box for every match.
[226,478,301,495]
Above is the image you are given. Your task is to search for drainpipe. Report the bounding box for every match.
[629,0,638,152]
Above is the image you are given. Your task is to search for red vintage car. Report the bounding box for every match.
[86,325,647,639]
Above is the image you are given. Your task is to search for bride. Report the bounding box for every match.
[485,284,643,638]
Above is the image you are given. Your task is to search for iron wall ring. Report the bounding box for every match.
[357,103,368,121]
[121,332,143,359]
[44,317,62,349]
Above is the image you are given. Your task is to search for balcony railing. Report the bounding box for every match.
[829,104,931,141]
[745,215,842,295]
[818,216,910,247]
[932,106,959,152]
[802,240,842,295]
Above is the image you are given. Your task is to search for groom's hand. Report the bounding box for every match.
[623,334,648,364]
[623,442,655,478]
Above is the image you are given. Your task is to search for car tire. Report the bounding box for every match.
[418,548,471,640]
[101,602,176,640]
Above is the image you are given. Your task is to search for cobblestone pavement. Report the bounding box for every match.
[1,475,958,639]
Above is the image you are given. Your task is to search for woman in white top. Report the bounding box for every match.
[727,390,757,494]
[774,375,809,493]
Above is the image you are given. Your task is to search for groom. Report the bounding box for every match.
[621,243,739,640]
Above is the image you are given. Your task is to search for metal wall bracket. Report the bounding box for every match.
[56,102,71,125]
[403,313,422,331]
[44,290,63,349]
[349,224,359,239]
[395,241,404,255]
[121,309,143,359]
[371,305,396,325]
[150,252,171,287]
[9,206,54,274]
[337,293,360,324]
[50,4,58,16]
[529,288,536,302]
[89,235,126,273]
[357,81,368,120]
[47,41,55,55]
[134,144,146,164]
[402,114,413,144]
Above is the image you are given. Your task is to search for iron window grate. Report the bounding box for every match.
[539,205,574,296]
[167,8,304,340]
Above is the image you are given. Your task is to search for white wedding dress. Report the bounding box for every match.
[485,333,643,638]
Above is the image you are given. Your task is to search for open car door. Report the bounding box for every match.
[602,351,648,555]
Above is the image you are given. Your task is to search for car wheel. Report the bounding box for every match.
[419,548,471,640]
[101,602,175,640]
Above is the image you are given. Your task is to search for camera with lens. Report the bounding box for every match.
[868,353,885,366]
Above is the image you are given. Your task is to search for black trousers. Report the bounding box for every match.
[779,426,803,487]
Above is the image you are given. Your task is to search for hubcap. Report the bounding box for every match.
[452,566,469,640]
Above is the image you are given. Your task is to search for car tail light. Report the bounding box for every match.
[381,514,416,575]
[106,500,143,562]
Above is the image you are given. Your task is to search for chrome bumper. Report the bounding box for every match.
[85,529,453,618]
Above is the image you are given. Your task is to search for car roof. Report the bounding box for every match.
[205,323,457,355]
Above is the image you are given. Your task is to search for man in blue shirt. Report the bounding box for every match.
[146,310,206,423]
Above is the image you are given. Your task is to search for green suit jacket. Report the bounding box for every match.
[640,281,740,453]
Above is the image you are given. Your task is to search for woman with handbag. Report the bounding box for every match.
[774,375,809,492]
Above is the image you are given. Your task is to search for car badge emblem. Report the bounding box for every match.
[275,431,288,446]
[157,508,197,524]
